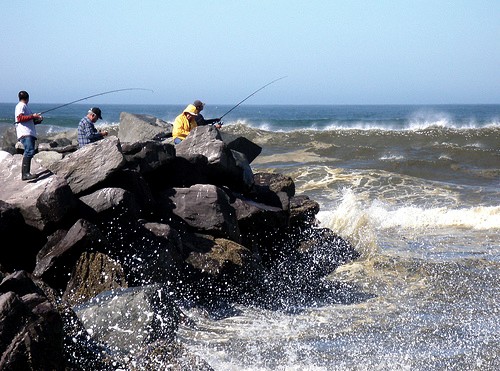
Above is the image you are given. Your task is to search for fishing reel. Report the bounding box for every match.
[33,116,43,125]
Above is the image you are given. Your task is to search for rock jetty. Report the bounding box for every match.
[0,112,358,370]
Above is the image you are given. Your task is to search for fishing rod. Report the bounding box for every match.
[219,76,287,120]
[40,88,154,114]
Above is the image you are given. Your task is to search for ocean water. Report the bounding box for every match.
[1,103,499,370]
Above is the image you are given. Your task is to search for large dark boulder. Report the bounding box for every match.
[102,169,157,218]
[181,234,265,304]
[79,187,142,222]
[142,221,184,259]
[62,251,128,307]
[158,154,210,188]
[231,195,289,250]
[157,184,241,242]
[33,219,108,291]
[226,136,262,164]
[121,140,176,174]
[0,272,64,371]
[249,172,295,210]
[0,201,46,272]
[289,194,320,227]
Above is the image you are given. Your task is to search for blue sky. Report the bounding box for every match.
[1,1,498,105]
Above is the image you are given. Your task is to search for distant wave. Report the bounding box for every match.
[224,118,500,132]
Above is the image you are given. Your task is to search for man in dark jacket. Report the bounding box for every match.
[193,100,222,129]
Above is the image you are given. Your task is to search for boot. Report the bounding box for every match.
[21,157,37,181]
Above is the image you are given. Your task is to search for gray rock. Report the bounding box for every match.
[48,136,125,195]
[79,187,141,221]
[119,112,172,143]
[249,172,296,209]
[176,125,254,191]
[33,150,63,168]
[0,152,77,232]
[98,169,156,218]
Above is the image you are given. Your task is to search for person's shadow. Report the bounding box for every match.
[26,169,53,183]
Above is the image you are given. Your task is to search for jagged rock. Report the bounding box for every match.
[0,127,18,154]
[89,218,185,286]
[119,112,172,143]
[33,219,108,291]
[231,195,289,249]
[159,154,210,188]
[142,221,184,258]
[62,251,128,307]
[95,169,156,218]
[47,136,125,195]
[179,234,267,304]
[249,172,295,209]
[230,149,254,189]
[0,272,64,371]
[79,187,141,221]
[254,172,295,197]
[121,140,176,174]
[226,136,262,164]
[37,142,77,154]
[36,229,68,263]
[295,228,359,278]
[289,194,320,227]
[0,271,45,297]
[184,235,251,276]
[0,152,77,232]
[158,184,241,242]
[60,303,127,370]
[176,125,254,191]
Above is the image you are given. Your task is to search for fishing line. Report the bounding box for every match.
[219,76,287,120]
[40,88,154,114]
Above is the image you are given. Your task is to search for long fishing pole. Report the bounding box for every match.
[219,76,287,120]
[40,88,154,114]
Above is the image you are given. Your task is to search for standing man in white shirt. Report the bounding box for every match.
[15,90,43,180]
